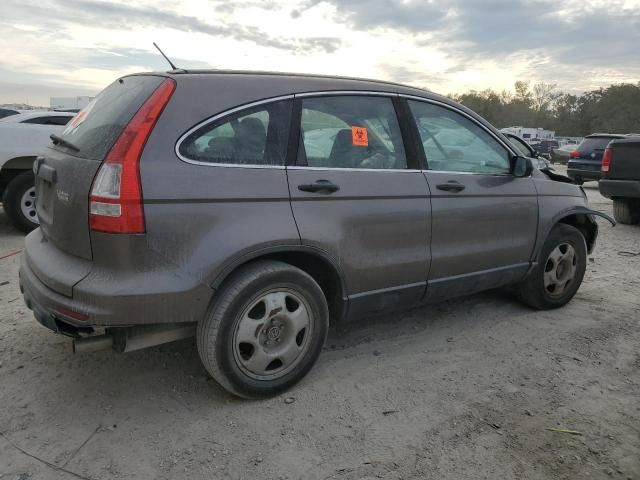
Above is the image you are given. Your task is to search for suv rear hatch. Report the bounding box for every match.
[35,75,166,261]
[570,135,621,170]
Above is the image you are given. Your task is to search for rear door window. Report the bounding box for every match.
[0,109,19,119]
[298,96,407,169]
[178,100,292,166]
[48,116,73,126]
[59,75,165,160]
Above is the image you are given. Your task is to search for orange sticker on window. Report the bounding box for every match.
[351,126,368,146]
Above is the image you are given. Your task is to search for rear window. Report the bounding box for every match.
[23,116,72,126]
[59,75,165,160]
[0,109,19,119]
[578,137,617,154]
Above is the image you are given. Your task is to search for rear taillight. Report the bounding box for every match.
[569,149,580,159]
[601,146,613,172]
[89,78,176,233]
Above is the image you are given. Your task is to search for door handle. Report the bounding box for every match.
[436,181,465,192]
[298,179,340,194]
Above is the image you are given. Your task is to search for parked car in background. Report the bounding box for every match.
[536,139,560,159]
[0,108,20,120]
[551,144,576,164]
[20,71,613,398]
[599,136,640,224]
[0,111,75,231]
[567,134,629,185]
[503,132,553,170]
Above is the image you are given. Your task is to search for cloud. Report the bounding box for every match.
[303,0,640,75]
[376,63,443,89]
[1,0,341,54]
[297,0,450,32]
[0,78,97,106]
[0,0,638,104]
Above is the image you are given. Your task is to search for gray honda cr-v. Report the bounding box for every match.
[19,70,614,398]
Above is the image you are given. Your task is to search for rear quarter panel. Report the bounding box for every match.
[137,76,302,289]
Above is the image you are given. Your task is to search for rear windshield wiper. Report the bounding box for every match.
[50,134,80,152]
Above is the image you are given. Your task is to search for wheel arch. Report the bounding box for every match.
[538,208,608,260]
[210,246,348,324]
[1,156,37,171]
[557,214,597,253]
[0,156,36,196]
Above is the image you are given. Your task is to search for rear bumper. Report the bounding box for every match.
[19,233,214,330]
[19,254,95,336]
[567,167,602,181]
[599,179,640,199]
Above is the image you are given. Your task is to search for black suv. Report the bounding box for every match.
[567,134,628,184]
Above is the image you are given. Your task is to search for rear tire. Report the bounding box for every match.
[2,171,39,233]
[516,224,587,310]
[613,198,640,225]
[197,260,329,399]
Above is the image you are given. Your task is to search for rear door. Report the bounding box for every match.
[404,98,538,300]
[35,75,166,260]
[286,94,431,316]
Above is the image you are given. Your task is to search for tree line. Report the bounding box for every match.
[449,81,640,137]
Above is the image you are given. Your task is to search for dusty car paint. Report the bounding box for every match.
[20,71,611,334]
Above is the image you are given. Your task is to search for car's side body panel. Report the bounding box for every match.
[0,115,69,168]
[19,71,608,332]
[140,84,300,290]
[288,167,432,316]
[424,172,538,300]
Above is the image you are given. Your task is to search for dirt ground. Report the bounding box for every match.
[1,175,638,480]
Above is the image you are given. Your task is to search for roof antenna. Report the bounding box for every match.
[153,42,177,70]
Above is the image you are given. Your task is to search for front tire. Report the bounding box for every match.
[517,224,587,310]
[2,171,39,233]
[197,260,329,399]
[613,198,640,225]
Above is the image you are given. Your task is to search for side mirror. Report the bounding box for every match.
[512,156,533,177]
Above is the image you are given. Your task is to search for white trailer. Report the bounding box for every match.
[501,126,555,142]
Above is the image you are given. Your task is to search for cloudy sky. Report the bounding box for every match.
[1,0,639,106]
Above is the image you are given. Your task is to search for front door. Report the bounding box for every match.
[287,94,431,318]
[405,98,538,301]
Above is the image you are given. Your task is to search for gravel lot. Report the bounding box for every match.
[1,176,639,480]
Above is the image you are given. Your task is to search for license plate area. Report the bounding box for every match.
[36,173,55,225]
